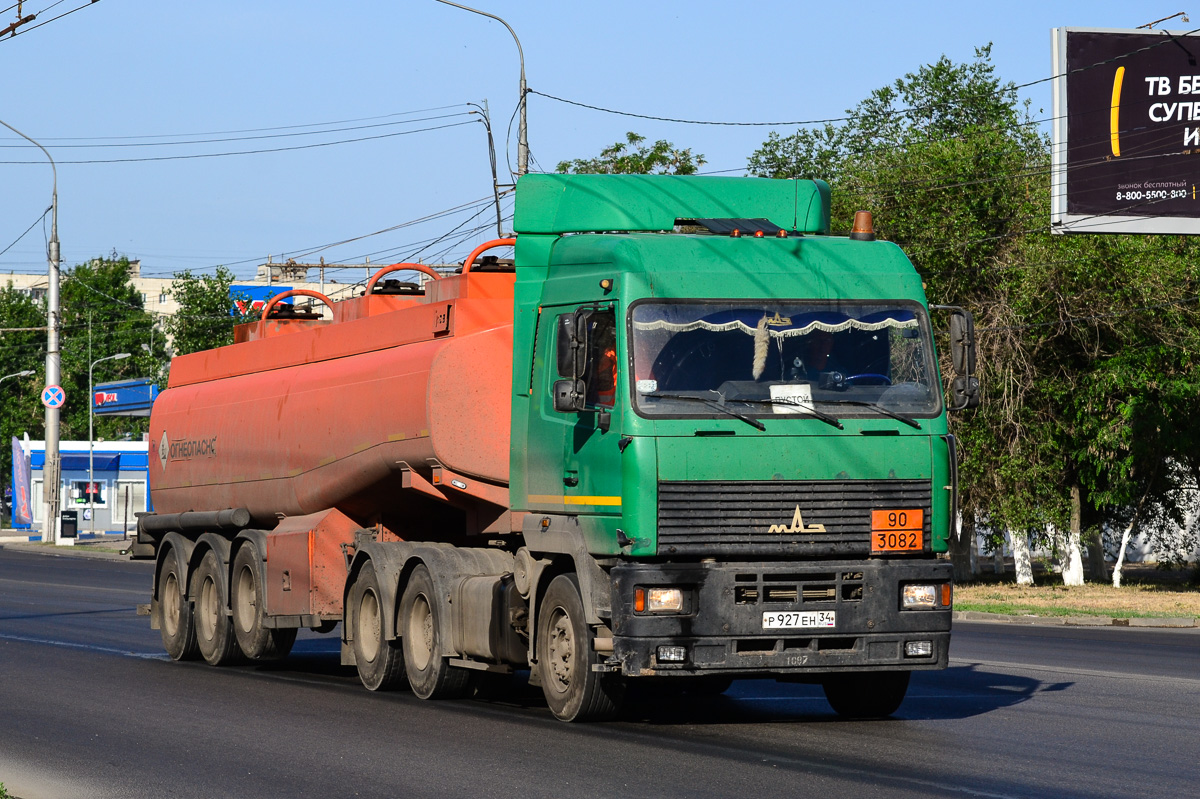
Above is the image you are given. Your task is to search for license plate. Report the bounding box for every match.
[762,610,836,630]
[871,509,924,553]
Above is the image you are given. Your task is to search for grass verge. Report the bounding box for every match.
[956,576,1200,618]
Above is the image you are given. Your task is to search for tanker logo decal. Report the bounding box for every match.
[159,431,218,469]
[768,505,826,534]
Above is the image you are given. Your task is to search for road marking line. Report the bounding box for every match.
[0,632,168,660]
[951,657,1200,686]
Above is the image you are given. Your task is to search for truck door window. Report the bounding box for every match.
[584,311,617,408]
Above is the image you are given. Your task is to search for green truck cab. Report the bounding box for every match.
[509,174,973,719]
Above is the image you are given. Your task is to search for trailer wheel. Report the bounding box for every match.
[401,564,472,700]
[537,574,624,722]
[193,549,244,666]
[231,544,296,661]
[822,671,910,719]
[350,560,407,691]
[157,554,199,661]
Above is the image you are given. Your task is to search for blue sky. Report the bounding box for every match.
[0,1,1182,282]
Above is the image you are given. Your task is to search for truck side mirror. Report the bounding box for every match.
[948,310,976,376]
[553,378,586,412]
[948,375,980,411]
[556,311,589,378]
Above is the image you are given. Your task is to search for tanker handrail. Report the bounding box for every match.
[365,263,442,295]
[461,238,516,274]
[260,289,334,321]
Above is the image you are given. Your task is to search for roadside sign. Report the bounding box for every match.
[41,384,65,409]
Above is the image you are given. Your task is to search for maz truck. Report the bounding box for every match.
[135,174,978,721]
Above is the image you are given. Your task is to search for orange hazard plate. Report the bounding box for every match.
[870,509,923,552]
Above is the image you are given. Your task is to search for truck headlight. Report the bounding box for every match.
[635,587,684,613]
[902,584,937,609]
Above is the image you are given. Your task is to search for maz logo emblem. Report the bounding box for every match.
[768,505,826,534]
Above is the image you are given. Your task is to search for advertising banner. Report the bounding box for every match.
[1052,27,1200,234]
[11,436,32,526]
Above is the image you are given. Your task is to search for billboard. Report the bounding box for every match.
[93,379,160,417]
[230,284,292,316]
[1052,27,1200,234]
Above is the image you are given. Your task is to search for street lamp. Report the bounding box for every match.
[435,1,528,175]
[1,116,62,544]
[0,370,34,384]
[89,352,130,534]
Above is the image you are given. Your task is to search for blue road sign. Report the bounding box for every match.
[41,385,65,409]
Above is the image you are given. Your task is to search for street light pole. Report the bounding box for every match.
[1,117,62,544]
[89,352,130,535]
[435,1,528,175]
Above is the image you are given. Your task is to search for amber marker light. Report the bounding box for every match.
[730,228,742,238]
[849,210,876,241]
[634,588,646,612]
[776,229,789,238]
[753,229,765,238]
[941,583,953,608]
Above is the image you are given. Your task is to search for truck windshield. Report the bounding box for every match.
[630,301,941,421]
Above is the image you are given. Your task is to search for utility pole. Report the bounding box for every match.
[0,117,61,544]
[435,1,529,175]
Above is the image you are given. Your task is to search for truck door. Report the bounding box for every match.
[527,304,623,517]
[561,306,623,515]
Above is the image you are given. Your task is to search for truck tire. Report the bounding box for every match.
[350,560,407,691]
[400,564,472,700]
[193,549,245,666]
[537,573,624,722]
[822,671,910,719]
[158,554,199,661]
[231,544,296,661]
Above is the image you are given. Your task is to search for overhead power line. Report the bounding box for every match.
[0,119,477,164]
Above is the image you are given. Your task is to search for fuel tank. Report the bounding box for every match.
[149,270,516,529]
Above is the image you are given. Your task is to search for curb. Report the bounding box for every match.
[954,610,1199,629]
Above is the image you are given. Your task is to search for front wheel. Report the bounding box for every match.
[537,574,624,722]
[822,671,910,719]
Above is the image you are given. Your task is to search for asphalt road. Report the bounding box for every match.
[1,545,1197,799]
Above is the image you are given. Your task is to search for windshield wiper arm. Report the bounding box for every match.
[644,392,767,431]
[731,397,844,430]
[832,400,922,429]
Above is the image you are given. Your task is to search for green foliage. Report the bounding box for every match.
[58,256,161,443]
[161,267,255,357]
[557,131,705,175]
[0,282,43,522]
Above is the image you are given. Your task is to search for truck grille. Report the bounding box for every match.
[657,479,932,557]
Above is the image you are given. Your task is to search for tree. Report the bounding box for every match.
[748,47,1200,585]
[0,283,48,519]
[58,255,160,443]
[162,267,257,357]
[556,132,705,175]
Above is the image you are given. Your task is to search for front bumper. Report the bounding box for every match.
[609,558,952,678]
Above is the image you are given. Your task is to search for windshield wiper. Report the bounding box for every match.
[731,397,844,430]
[643,391,767,431]
[831,400,922,429]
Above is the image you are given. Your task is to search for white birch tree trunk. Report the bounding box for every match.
[1063,492,1086,587]
[1010,528,1034,585]
[1111,521,1135,588]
